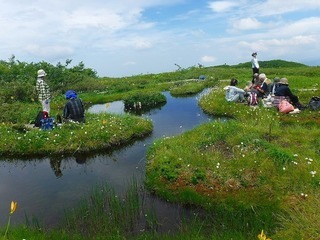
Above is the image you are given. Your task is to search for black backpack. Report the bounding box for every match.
[309,96,320,111]
[34,111,49,127]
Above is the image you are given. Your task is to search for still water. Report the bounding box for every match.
[0,90,220,228]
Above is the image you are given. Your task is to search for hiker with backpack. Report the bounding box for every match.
[63,90,85,123]
[223,78,246,102]
[36,69,51,114]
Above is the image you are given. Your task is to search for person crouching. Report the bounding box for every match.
[63,90,85,123]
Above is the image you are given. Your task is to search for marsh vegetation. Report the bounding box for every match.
[0,57,319,239]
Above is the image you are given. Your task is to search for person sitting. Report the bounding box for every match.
[252,73,259,84]
[247,73,269,98]
[223,78,246,102]
[63,90,85,123]
[269,77,280,96]
[274,78,304,109]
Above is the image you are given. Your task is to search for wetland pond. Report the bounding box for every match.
[0,90,224,230]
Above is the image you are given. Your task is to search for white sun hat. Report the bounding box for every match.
[37,69,47,77]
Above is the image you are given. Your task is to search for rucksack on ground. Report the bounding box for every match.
[34,111,47,127]
[309,96,320,111]
[41,117,54,130]
[247,92,258,106]
[34,111,52,130]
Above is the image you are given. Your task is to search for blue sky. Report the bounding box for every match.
[1,0,319,77]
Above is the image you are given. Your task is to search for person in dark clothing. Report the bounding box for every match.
[274,78,304,109]
[63,90,85,123]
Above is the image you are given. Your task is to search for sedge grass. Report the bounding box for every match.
[170,81,207,96]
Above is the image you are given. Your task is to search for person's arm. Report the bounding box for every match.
[36,81,39,92]
[63,102,69,119]
[44,82,50,99]
[285,87,299,102]
[235,87,245,93]
[255,83,266,95]
[252,58,259,68]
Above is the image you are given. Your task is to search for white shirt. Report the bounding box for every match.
[251,57,259,69]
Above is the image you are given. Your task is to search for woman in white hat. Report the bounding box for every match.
[36,69,51,114]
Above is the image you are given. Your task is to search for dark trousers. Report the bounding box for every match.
[252,67,259,83]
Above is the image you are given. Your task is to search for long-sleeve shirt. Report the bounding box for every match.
[274,84,299,104]
[224,86,245,102]
[36,77,50,101]
[63,98,85,122]
[251,57,259,69]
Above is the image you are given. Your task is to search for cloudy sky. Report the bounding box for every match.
[1,0,319,77]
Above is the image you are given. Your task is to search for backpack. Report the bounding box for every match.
[278,99,294,113]
[34,111,49,128]
[41,117,54,130]
[247,92,258,106]
[309,96,320,111]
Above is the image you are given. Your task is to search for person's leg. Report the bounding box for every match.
[41,99,50,114]
[239,93,245,102]
[231,93,240,102]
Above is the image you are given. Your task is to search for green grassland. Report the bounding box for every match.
[1,58,320,239]
[146,66,320,239]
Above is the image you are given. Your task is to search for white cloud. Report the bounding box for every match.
[25,44,74,59]
[201,56,216,63]
[232,18,261,31]
[133,38,153,50]
[208,1,239,13]
[248,0,320,17]
[0,0,319,77]
[64,8,143,31]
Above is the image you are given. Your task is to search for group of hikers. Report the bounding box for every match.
[223,52,304,111]
[35,69,85,127]
[224,73,304,110]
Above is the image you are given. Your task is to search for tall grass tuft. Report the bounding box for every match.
[63,178,160,238]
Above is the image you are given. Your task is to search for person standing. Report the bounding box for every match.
[36,69,51,114]
[251,52,259,83]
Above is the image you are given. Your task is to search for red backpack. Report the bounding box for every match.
[247,92,258,106]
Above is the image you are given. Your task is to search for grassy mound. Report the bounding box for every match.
[146,77,320,239]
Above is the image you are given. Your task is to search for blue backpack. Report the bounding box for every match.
[34,111,54,130]
[41,117,54,130]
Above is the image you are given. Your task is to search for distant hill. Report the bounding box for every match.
[215,59,307,68]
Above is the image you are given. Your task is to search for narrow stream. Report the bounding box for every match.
[0,90,220,229]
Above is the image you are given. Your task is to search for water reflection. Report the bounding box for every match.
[0,90,220,227]
[50,158,63,178]
[88,101,125,114]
